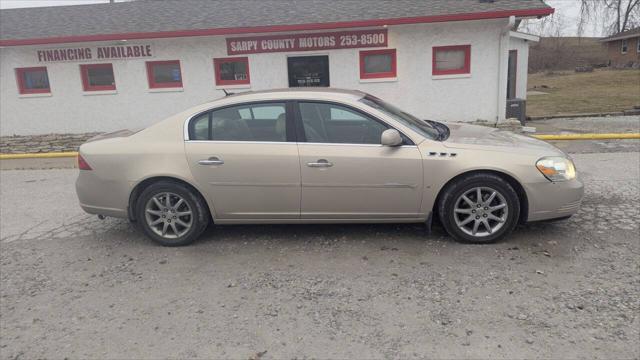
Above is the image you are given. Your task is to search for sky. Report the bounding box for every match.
[0,0,601,37]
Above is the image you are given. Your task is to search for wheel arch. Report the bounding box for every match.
[128,175,213,222]
[433,169,529,224]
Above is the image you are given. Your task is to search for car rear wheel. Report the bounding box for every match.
[438,173,520,244]
[135,181,209,246]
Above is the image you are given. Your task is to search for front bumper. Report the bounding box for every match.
[525,177,584,222]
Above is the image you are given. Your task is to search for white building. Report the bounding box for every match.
[0,0,549,136]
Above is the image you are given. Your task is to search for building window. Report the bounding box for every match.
[432,45,471,76]
[80,63,115,91]
[15,67,50,94]
[146,60,182,88]
[214,57,250,86]
[621,39,628,54]
[359,49,397,79]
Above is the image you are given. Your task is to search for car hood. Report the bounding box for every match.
[441,123,564,156]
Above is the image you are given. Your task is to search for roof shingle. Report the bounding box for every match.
[0,0,552,45]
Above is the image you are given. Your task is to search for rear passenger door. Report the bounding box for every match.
[185,102,301,220]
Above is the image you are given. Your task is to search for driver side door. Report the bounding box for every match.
[295,101,424,219]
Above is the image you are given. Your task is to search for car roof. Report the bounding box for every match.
[172,87,371,129]
[211,87,367,104]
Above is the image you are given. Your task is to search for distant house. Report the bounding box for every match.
[600,27,640,68]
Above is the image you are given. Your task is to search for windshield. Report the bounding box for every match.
[359,95,439,140]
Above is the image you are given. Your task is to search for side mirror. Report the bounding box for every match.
[381,129,403,147]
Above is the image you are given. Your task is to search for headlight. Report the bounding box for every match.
[536,156,576,182]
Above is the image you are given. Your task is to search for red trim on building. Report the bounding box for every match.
[359,49,397,79]
[146,60,182,88]
[0,8,554,46]
[432,45,471,76]
[80,63,116,91]
[213,57,251,86]
[15,66,50,94]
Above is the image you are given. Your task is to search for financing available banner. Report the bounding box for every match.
[36,44,153,62]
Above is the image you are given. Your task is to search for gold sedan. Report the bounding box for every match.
[76,89,583,246]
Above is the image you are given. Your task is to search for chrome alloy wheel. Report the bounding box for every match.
[144,192,193,238]
[453,187,509,237]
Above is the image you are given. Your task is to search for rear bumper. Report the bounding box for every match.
[76,170,129,219]
[525,177,584,222]
[79,203,128,218]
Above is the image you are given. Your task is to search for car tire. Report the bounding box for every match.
[438,173,520,244]
[135,181,210,246]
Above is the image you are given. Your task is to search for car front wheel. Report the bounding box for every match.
[135,181,209,246]
[438,173,520,244]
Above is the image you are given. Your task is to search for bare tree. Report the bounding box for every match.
[579,0,640,36]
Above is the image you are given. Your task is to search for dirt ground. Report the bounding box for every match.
[1,133,639,359]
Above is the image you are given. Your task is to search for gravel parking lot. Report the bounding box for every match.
[1,149,639,359]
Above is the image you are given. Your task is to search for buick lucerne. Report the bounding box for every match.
[76,89,583,246]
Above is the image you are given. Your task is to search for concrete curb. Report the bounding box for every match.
[1,133,639,160]
[532,133,640,140]
[527,112,636,120]
[0,152,78,160]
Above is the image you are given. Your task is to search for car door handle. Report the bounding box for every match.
[198,157,224,166]
[307,159,333,168]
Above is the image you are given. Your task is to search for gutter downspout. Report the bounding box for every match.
[496,15,515,125]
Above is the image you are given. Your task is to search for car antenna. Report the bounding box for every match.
[222,89,234,96]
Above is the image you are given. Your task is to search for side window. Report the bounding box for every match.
[189,102,287,142]
[190,113,210,140]
[298,102,388,144]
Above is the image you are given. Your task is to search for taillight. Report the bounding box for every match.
[78,154,92,170]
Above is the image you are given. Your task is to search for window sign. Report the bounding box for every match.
[171,68,181,81]
[214,57,250,86]
[146,60,182,88]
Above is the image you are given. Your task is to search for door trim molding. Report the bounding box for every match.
[302,182,417,189]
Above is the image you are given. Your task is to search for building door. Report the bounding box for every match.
[507,50,518,99]
[287,56,330,87]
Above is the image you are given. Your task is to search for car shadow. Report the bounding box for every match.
[198,221,447,244]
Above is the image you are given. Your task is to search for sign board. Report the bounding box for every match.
[227,29,387,55]
[37,45,153,62]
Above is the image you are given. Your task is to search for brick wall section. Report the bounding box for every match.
[607,37,640,67]
[0,133,103,154]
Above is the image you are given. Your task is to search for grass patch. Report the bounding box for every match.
[527,69,640,116]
